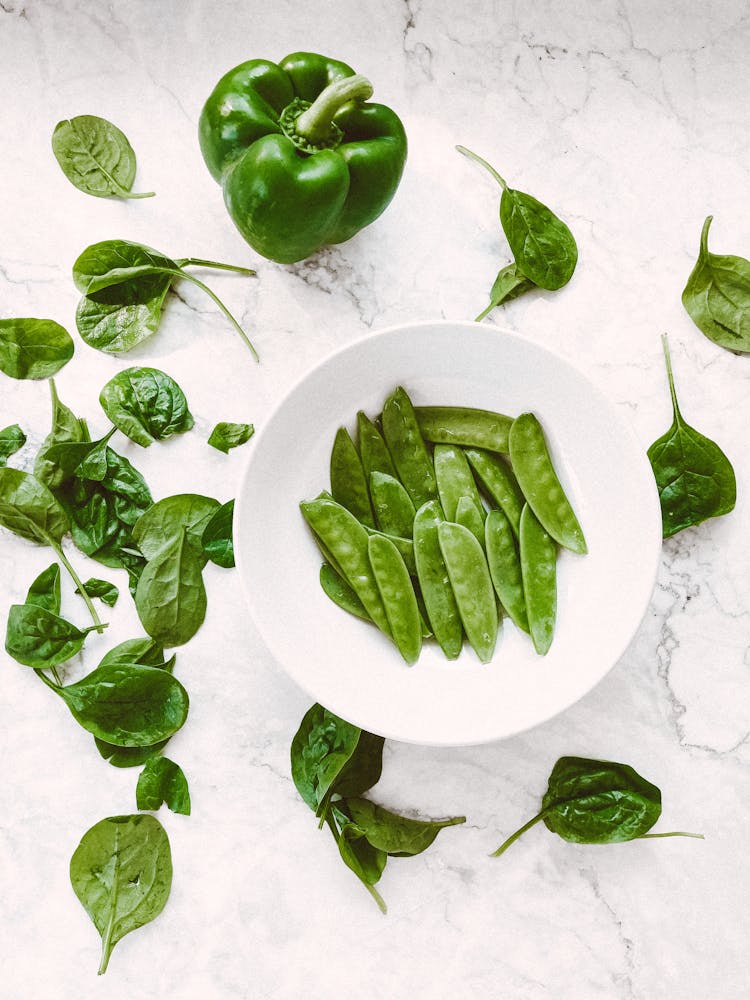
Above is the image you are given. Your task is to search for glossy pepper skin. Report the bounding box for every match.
[198,52,407,264]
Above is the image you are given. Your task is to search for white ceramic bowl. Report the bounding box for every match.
[235,321,661,746]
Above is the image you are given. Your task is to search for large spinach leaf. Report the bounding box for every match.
[5,603,101,668]
[647,334,736,537]
[0,424,26,466]
[136,756,191,815]
[52,115,154,200]
[99,367,193,447]
[132,494,219,564]
[0,319,74,379]
[69,814,172,974]
[135,531,207,647]
[682,215,750,352]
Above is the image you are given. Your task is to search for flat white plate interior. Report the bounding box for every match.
[235,321,661,746]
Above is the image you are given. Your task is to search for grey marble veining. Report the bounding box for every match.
[1,1,748,997]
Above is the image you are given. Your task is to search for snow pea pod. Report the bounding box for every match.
[464,448,524,537]
[485,508,529,634]
[519,504,556,655]
[300,497,390,635]
[454,496,485,548]
[319,562,371,622]
[415,406,513,454]
[381,387,438,508]
[413,500,462,659]
[364,526,416,574]
[369,471,415,538]
[357,411,397,481]
[330,426,375,528]
[433,444,484,522]
[437,522,498,663]
[508,413,587,554]
[367,534,421,664]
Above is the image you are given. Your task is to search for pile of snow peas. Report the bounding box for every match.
[300,387,587,664]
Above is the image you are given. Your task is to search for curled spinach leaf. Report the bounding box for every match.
[34,380,87,492]
[0,319,74,380]
[75,578,119,607]
[136,756,191,815]
[492,756,704,856]
[475,263,535,323]
[682,215,750,352]
[25,563,61,613]
[331,806,387,914]
[99,367,193,447]
[201,499,235,568]
[346,798,465,857]
[69,814,172,974]
[52,115,154,200]
[207,422,254,453]
[0,424,26,466]
[135,531,207,648]
[647,334,736,537]
[5,604,101,668]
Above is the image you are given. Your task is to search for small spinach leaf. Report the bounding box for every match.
[97,637,170,669]
[5,603,101,668]
[201,499,235,568]
[207,422,254,454]
[52,115,154,200]
[75,578,119,607]
[99,367,193,447]
[0,319,74,379]
[25,563,61,613]
[475,263,535,322]
[682,215,750,352]
[0,424,26,466]
[135,531,207,647]
[335,817,387,914]
[136,756,191,815]
[492,756,704,856]
[346,798,465,856]
[34,380,87,492]
[69,814,172,974]
[647,334,736,537]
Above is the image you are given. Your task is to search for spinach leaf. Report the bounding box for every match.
[682,215,750,352]
[135,531,207,647]
[0,467,69,545]
[201,499,235,568]
[95,737,171,769]
[5,603,101,668]
[492,756,704,856]
[26,563,61,613]
[52,115,154,200]
[475,264,535,322]
[207,422,255,453]
[346,798,465,856]
[136,757,191,815]
[290,704,363,813]
[334,730,385,801]
[132,493,219,563]
[99,367,193,447]
[47,661,189,747]
[34,380,87,491]
[75,578,119,607]
[44,429,115,482]
[73,240,258,360]
[0,319,74,379]
[647,334,736,537]
[334,813,387,914]
[69,814,172,975]
[0,424,26,466]
[457,145,577,292]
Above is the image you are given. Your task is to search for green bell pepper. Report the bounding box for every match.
[198,52,408,264]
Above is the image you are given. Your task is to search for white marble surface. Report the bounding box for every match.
[1,1,749,997]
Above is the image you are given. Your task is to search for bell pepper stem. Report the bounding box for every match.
[294,74,374,144]
[456,145,508,190]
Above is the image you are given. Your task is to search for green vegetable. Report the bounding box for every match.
[207,421,255,454]
[0,318,74,379]
[346,798,465,856]
[433,444,484,524]
[25,563,61,613]
[508,413,587,554]
[475,263,535,323]
[75,578,119,607]
[136,757,191,815]
[357,411,397,481]
[465,448,524,537]
[133,493,219,563]
[381,387,438,508]
[319,562,371,621]
[97,637,170,669]
[52,115,154,200]
[367,533,421,664]
[647,334,736,537]
[198,52,407,263]
[485,509,529,634]
[492,756,704,857]
[70,814,172,974]
[333,808,388,913]
[99,367,193,447]
[5,603,102,668]
[330,426,375,527]
[437,521,497,663]
[682,215,750,352]
[135,530,207,648]
[519,505,556,656]
[0,424,26,466]
[457,145,578,294]
[34,380,87,492]
[369,471,414,538]
[96,737,171,769]
[414,405,512,454]
[413,500,463,659]
[200,499,235,568]
[73,240,258,360]
[454,495,485,547]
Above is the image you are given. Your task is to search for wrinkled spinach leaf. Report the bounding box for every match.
[25,562,61,613]
[75,577,119,607]
[201,499,235,568]
[135,531,207,647]
[0,424,26,466]
[136,756,191,815]
[682,215,750,352]
[52,115,154,200]
[346,798,465,856]
[207,422,254,453]
[5,603,101,668]
[0,319,75,380]
[69,814,172,974]
[76,273,172,354]
[132,494,219,564]
[647,334,736,537]
[99,366,193,447]
[492,756,703,856]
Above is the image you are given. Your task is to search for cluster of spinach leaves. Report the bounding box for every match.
[456,146,578,321]
[291,704,465,913]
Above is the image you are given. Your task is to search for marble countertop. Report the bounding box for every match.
[1,1,748,997]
